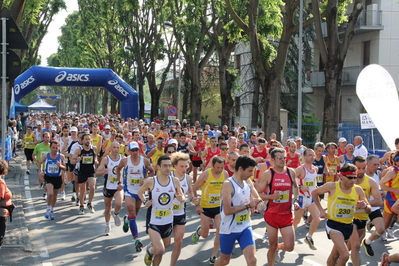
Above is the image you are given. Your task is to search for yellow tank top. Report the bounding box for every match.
[104,138,112,149]
[326,155,339,183]
[354,175,371,220]
[200,169,225,208]
[119,144,125,156]
[151,147,164,166]
[24,133,35,149]
[328,182,358,224]
[91,135,101,149]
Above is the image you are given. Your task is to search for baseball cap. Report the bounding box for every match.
[338,137,347,143]
[168,139,178,145]
[128,141,140,150]
[105,125,111,129]
[70,126,78,132]
[51,126,57,131]
[37,121,42,125]
[294,136,302,141]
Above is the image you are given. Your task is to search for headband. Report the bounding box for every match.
[340,171,357,175]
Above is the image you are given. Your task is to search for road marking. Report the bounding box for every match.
[304,258,323,266]
[42,263,53,266]
[24,173,49,258]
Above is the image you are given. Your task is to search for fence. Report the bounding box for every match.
[288,121,388,154]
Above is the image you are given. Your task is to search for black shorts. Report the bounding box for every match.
[103,187,117,198]
[369,209,383,221]
[148,223,173,239]
[325,219,353,241]
[202,207,220,219]
[24,149,34,162]
[77,172,95,183]
[353,219,367,230]
[67,162,76,172]
[44,174,63,189]
[173,214,187,226]
[192,160,202,168]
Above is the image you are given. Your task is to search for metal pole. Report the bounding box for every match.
[371,129,375,154]
[1,18,7,159]
[177,54,181,121]
[297,0,303,137]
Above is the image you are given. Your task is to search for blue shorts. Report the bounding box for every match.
[125,193,141,201]
[219,227,254,255]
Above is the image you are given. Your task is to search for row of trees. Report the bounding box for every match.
[3,0,363,142]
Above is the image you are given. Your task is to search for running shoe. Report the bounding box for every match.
[135,239,143,252]
[44,209,50,219]
[366,220,374,231]
[191,225,201,243]
[302,210,308,223]
[104,225,111,236]
[362,239,374,257]
[381,232,387,241]
[79,207,84,215]
[263,232,269,242]
[71,193,76,202]
[144,244,153,266]
[387,227,394,238]
[275,250,281,263]
[112,211,121,226]
[380,252,390,266]
[87,204,95,213]
[42,193,47,200]
[123,215,129,233]
[49,211,55,220]
[305,235,317,250]
[209,256,216,265]
[75,198,79,206]
[209,218,214,229]
[60,192,66,201]
[305,220,311,228]
[26,169,30,175]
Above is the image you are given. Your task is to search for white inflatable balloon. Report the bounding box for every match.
[356,64,399,151]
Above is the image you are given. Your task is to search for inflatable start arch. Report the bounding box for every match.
[13,66,139,118]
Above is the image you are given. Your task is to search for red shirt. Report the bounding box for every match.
[265,168,293,214]
[193,139,206,161]
[225,165,234,177]
[252,146,268,160]
[205,147,221,165]
[286,152,301,168]
[337,147,346,156]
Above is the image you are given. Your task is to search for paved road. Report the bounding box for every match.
[1,158,399,266]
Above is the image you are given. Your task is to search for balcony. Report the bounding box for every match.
[310,66,361,87]
[321,8,384,37]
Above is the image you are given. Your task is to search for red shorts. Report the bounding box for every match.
[264,211,293,229]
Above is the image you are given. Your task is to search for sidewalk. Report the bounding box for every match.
[2,154,32,252]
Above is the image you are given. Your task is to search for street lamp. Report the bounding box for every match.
[163,21,182,121]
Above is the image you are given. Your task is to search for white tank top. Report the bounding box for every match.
[35,129,42,141]
[298,165,318,197]
[369,172,381,212]
[149,176,175,225]
[123,155,146,194]
[220,177,251,234]
[105,155,123,190]
[171,172,189,216]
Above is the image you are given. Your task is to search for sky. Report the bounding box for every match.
[37,0,79,66]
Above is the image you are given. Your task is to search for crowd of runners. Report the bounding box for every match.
[14,112,399,266]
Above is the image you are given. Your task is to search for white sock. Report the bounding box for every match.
[365,238,372,245]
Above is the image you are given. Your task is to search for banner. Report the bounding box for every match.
[359,113,376,129]
[356,64,399,150]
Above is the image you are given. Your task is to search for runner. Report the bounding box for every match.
[339,144,354,164]
[191,156,229,265]
[224,152,238,177]
[116,141,154,252]
[214,155,265,266]
[353,136,368,158]
[256,148,298,265]
[202,137,221,167]
[63,126,80,203]
[33,132,51,200]
[337,137,347,156]
[95,141,124,235]
[169,152,195,266]
[191,130,207,183]
[293,149,320,250]
[37,140,66,220]
[325,142,340,182]
[146,137,165,167]
[312,163,371,266]
[138,155,185,266]
[71,133,97,215]
[23,126,36,175]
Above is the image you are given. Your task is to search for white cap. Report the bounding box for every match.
[338,137,347,143]
[37,121,42,125]
[287,138,294,142]
[294,136,302,141]
[105,125,111,129]
[128,141,140,150]
[168,139,178,145]
[51,126,57,131]
[70,126,78,132]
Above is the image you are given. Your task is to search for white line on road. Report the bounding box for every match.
[42,263,53,266]
[24,173,49,258]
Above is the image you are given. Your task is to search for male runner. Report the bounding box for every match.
[33,132,51,199]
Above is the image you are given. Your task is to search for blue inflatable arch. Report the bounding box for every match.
[13,66,139,118]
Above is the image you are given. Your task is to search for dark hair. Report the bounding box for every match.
[353,156,366,165]
[210,136,217,141]
[235,155,257,171]
[395,138,399,146]
[239,143,249,151]
[271,148,285,159]
[0,159,8,176]
[326,142,338,150]
[157,155,171,166]
[164,144,176,154]
[50,140,60,147]
[81,132,90,140]
[340,163,357,172]
[179,132,187,137]
[212,156,225,165]
[304,149,314,156]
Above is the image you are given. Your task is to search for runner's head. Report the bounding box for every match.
[235,155,257,181]
[325,142,338,155]
[171,151,190,175]
[42,132,51,144]
[339,163,358,186]
[228,152,239,169]
[353,156,366,179]
[270,148,286,169]
[212,156,225,174]
[50,140,60,153]
[81,132,91,146]
[303,149,315,164]
[157,155,172,176]
[110,141,120,155]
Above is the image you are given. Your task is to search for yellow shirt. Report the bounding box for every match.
[326,155,339,183]
[200,169,225,208]
[354,175,371,221]
[24,133,35,149]
[328,182,358,224]
[119,144,125,156]
[151,147,164,166]
[91,134,101,149]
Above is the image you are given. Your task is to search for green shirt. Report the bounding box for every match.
[33,143,51,169]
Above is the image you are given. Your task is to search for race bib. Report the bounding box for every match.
[334,204,355,218]
[82,156,93,164]
[129,179,140,185]
[304,181,315,187]
[155,209,171,219]
[328,167,337,174]
[25,142,34,148]
[208,193,220,204]
[317,175,323,182]
[109,176,118,183]
[173,203,182,211]
[47,163,59,174]
[273,190,289,203]
[235,212,249,223]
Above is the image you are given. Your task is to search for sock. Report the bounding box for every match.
[148,247,153,255]
[50,207,53,212]
[105,222,110,226]
[114,212,119,215]
[129,216,138,238]
[307,234,312,238]
[365,238,372,245]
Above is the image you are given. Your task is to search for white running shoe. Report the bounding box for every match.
[111,211,121,227]
[61,192,66,201]
[104,225,111,236]
[387,228,394,238]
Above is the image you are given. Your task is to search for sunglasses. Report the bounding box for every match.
[130,148,139,152]
[220,148,228,151]
[343,175,357,180]
[167,150,176,153]
[275,156,286,160]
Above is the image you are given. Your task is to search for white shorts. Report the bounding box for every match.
[298,195,314,209]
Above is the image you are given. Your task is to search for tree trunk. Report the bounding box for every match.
[102,88,108,115]
[190,69,201,123]
[110,96,117,114]
[251,80,260,129]
[137,64,144,119]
